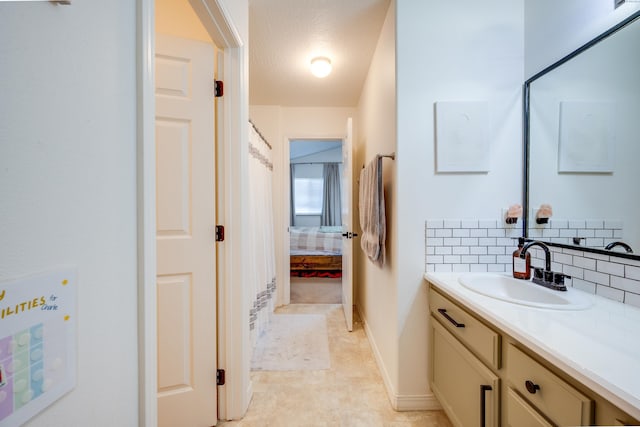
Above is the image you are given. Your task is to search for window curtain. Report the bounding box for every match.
[290,163,296,226]
[321,163,342,226]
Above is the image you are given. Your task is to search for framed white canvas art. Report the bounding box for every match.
[435,101,490,173]
[558,101,614,173]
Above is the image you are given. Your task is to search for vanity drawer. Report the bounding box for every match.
[506,387,553,427]
[429,287,501,369]
[507,344,593,426]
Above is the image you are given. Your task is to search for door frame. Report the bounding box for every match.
[136,1,250,425]
[282,133,347,307]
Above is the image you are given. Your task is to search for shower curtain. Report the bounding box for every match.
[248,121,277,347]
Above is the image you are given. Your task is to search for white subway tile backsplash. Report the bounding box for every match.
[488,229,505,238]
[478,237,497,246]
[435,229,452,238]
[461,238,479,246]
[586,220,604,229]
[435,264,452,273]
[435,247,452,255]
[479,220,497,228]
[427,220,444,229]
[563,265,584,279]
[573,279,597,294]
[470,229,488,238]
[573,256,596,271]
[453,229,470,238]
[497,255,512,264]
[596,285,624,302]
[479,255,496,264]
[597,260,625,277]
[624,292,640,308]
[488,246,505,255]
[470,264,488,272]
[453,264,470,273]
[550,219,568,229]
[569,220,586,229]
[605,220,623,229]
[470,246,488,255]
[595,229,613,238]
[444,220,461,228]
[610,276,640,294]
[444,255,461,264]
[586,238,605,247]
[453,246,470,255]
[497,238,515,246]
[428,238,444,247]
[585,270,610,286]
[584,252,610,261]
[577,229,595,238]
[626,265,640,280]
[425,218,640,307]
[443,238,461,246]
[553,253,573,265]
[542,229,560,238]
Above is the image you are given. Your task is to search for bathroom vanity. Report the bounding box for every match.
[425,273,640,426]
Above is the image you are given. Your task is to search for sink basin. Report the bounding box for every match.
[458,274,593,310]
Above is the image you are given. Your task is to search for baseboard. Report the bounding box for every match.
[356,306,442,412]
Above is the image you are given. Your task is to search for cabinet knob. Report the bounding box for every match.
[525,380,540,394]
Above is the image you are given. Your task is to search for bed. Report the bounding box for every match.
[290,226,343,278]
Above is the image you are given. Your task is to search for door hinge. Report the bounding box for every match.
[214,80,224,97]
[216,369,225,386]
[215,225,225,242]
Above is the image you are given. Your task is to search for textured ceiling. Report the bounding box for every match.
[249,0,391,107]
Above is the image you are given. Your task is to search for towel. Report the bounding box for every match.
[359,155,386,266]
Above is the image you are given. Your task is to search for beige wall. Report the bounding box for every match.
[249,106,356,306]
[354,1,406,409]
[156,0,212,42]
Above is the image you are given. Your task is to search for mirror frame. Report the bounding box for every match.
[523,9,640,261]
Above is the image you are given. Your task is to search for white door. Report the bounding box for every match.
[341,118,354,331]
[155,34,217,427]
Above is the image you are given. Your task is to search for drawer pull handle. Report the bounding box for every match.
[480,384,492,427]
[525,380,540,394]
[437,308,465,328]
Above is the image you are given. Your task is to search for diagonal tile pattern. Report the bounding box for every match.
[219,304,452,427]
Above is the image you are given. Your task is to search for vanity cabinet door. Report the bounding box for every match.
[431,316,500,427]
[506,388,553,427]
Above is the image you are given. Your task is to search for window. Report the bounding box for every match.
[294,177,323,215]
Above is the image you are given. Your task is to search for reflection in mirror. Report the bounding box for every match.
[525,11,640,259]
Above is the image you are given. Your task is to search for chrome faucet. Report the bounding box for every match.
[604,241,633,253]
[519,240,569,291]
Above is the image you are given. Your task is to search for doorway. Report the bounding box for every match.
[138,0,249,425]
[289,139,344,304]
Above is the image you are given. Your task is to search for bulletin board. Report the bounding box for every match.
[0,269,77,427]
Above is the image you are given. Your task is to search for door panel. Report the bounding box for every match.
[341,118,354,331]
[156,34,217,427]
[157,274,193,392]
[156,119,191,235]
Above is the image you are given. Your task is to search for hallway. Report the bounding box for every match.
[219,304,452,426]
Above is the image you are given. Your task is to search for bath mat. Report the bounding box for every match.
[251,314,330,371]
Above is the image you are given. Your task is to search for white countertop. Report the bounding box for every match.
[425,272,640,420]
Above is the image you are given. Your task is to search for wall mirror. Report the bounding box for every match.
[524,10,640,260]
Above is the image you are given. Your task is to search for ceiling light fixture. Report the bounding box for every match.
[310,57,332,78]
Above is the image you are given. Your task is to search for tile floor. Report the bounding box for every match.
[218,304,452,427]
